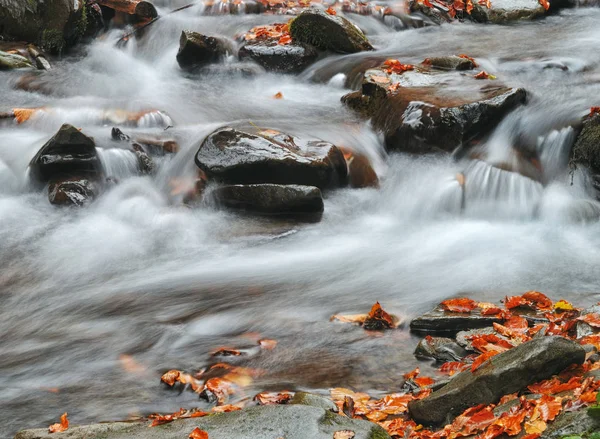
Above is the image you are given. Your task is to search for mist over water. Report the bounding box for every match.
[1,4,600,437]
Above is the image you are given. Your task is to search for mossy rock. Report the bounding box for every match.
[571,114,600,177]
[0,50,33,69]
[289,8,373,54]
[470,0,547,23]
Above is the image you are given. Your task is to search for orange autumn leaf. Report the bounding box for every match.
[326,6,337,14]
[440,297,478,313]
[404,367,420,380]
[189,427,209,439]
[363,302,395,329]
[388,82,401,92]
[439,361,469,375]
[504,295,533,309]
[524,419,547,434]
[161,369,181,386]
[538,0,550,9]
[522,291,553,310]
[471,351,498,371]
[211,404,243,413]
[278,34,292,45]
[205,377,234,404]
[48,413,69,433]
[503,315,529,332]
[590,107,600,116]
[470,334,513,353]
[527,376,581,395]
[477,0,492,8]
[383,59,414,74]
[414,376,435,388]
[458,54,477,66]
[13,108,38,124]
[465,0,474,13]
[273,92,284,99]
[536,395,562,421]
[212,347,242,356]
[474,71,495,80]
[254,391,294,405]
[578,313,600,328]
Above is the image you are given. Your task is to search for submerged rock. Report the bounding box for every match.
[29,124,101,183]
[238,39,319,74]
[195,127,348,189]
[0,0,87,52]
[343,63,526,153]
[14,404,390,439]
[471,0,547,23]
[408,336,586,426]
[414,336,469,362]
[289,8,373,54]
[423,55,477,71]
[211,184,324,220]
[177,31,233,70]
[48,177,97,206]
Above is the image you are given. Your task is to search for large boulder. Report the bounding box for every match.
[289,8,373,54]
[48,177,97,206]
[238,39,319,74]
[0,50,33,69]
[195,127,348,189]
[29,124,101,183]
[407,336,586,426]
[343,61,526,153]
[570,113,600,193]
[211,184,324,220]
[14,404,390,439]
[176,31,233,71]
[471,0,547,23]
[0,0,87,52]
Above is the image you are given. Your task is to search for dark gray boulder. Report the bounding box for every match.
[343,65,526,154]
[408,336,586,426]
[238,39,318,74]
[571,113,600,193]
[289,8,373,54]
[48,177,97,206]
[470,0,547,23]
[195,127,348,189]
[410,305,502,335]
[29,124,101,183]
[414,336,469,362]
[424,55,477,71]
[14,404,390,439]
[0,0,87,52]
[211,184,324,220]
[176,31,233,70]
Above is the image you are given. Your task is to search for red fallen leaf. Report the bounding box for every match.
[503,315,529,332]
[504,295,534,310]
[48,413,69,433]
[417,0,435,7]
[578,313,600,328]
[440,297,478,313]
[439,361,469,375]
[458,54,478,67]
[258,339,277,350]
[149,410,180,427]
[465,0,474,13]
[471,351,498,371]
[477,424,505,439]
[326,6,337,14]
[580,334,600,349]
[414,376,435,388]
[370,394,414,415]
[273,91,284,99]
[494,403,529,436]
[590,107,600,116]
[474,70,496,80]
[212,404,243,413]
[205,377,233,404]
[189,427,209,439]
[498,392,519,405]
[477,0,492,8]
[522,291,553,310]
[212,347,242,357]
[254,391,294,405]
[278,34,291,45]
[378,417,418,438]
[161,370,204,393]
[538,0,550,10]
[363,302,395,329]
[528,376,581,395]
[383,59,414,75]
[536,395,562,421]
[470,334,513,353]
[579,390,598,403]
[404,367,420,380]
[454,0,465,10]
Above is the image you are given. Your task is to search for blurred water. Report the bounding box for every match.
[1,5,600,438]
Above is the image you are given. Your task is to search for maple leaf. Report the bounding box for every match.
[189,427,209,439]
[439,361,469,375]
[471,351,498,371]
[383,59,414,75]
[522,291,553,310]
[254,391,294,405]
[363,302,396,330]
[440,297,478,313]
[48,413,69,433]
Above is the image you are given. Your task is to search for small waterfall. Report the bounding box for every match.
[96,148,140,180]
[537,127,576,182]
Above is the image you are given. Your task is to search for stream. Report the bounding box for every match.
[1,3,600,437]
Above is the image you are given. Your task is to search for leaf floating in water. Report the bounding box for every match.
[189,427,209,439]
[273,92,284,99]
[474,71,497,80]
[363,302,396,330]
[48,412,69,433]
[254,391,294,405]
[212,347,243,357]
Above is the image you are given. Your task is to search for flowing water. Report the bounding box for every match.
[2,3,600,437]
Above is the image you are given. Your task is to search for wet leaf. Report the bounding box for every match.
[330,313,367,325]
[326,6,337,15]
[528,376,581,395]
[254,391,294,405]
[13,108,38,124]
[48,413,69,433]
[371,75,390,84]
[383,59,414,74]
[414,376,435,388]
[440,297,478,313]
[212,404,243,413]
[278,34,292,45]
[189,427,209,439]
[273,92,284,99]
[524,419,547,434]
[471,351,498,371]
[212,347,243,357]
[333,431,355,439]
[538,0,550,10]
[590,107,600,116]
[458,54,478,67]
[504,295,533,310]
[439,361,468,375]
[363,302,396,330]
[474,71,496,80]
[578,313,600,328]
[522,291,553,310]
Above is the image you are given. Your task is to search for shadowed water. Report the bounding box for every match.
[1,4,600,438]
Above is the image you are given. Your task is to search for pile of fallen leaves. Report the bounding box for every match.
[414,0,549,19]
[243,22,292,45]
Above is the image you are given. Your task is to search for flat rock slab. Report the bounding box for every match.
[410,305,503,335]
[342,64,526,154]
[238,39,318,74]
[195,127,348,189]
[15,405,390,439]
[408,336,586,426]
[471,0,547,23]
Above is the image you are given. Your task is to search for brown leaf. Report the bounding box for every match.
[189,427,209,439]
[333,430,355,439]
[273,92,284,99]
[48,413,69,433]
[254,391,294,405]
[363,302,395,330]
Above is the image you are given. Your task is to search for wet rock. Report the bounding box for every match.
[539,407,600,438]
[238,39,318,74]
[471,0,547,23]
[14,404,390,439]
[289,8,373,54]
[291,391,339,412]
[211,184,324,220]
[414,336,469,362]
[410,305,502,336]
[571,113,600,192]
[343,64,526,154]
[408,336,586,426]
[96,0,158,19]
[0,51,33,70]
[338,147,379,188]
[29,124,101,183]
[132,143,155,174]
[423,55,476,71]
[455,327,497,350]
[26,45,51,70]
[0,0,87,52]
[176,31,233,70]
[48,177,97,206]
[195,127,348,189]
[111,127,178,155]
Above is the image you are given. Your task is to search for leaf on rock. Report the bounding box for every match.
[189,427,209,439]
[522,291,553,310]
[578,313,600,328]
[383,59,415,75]
[524,419,547,434]
[363,302,396,330]
[333,431,355,439]
[536,395,562,421]
[474,71,497,80]
[254,391,294,405]
[590,107,600,116]
[471,351,498,372]
[326,6,337,15]
[48,413,69,433]
[439,361,469,375]
[278,34,292,45]
[440,297,478,313]
[538,0,550,10]
[458,54,478,67]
